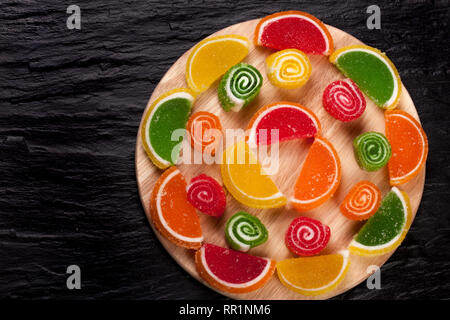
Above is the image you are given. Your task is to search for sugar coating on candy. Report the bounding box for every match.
[225,211,268,252]
[195,243,276,293]
[254,11,334,55]
[276,251,350,296]
[340,181,381,221]
[285,217,330,256]
[353,131,391,172]
[186,111,222,156]
[150,167,203,249]
[330,45,401,109]
[187,174,226,217]
[218,63,263,112]
[322,79,366,122]
[385,110,428,186]
[291,136,341,212]
[266,49,311,89]
[141,88,194,169]
[221,141,287,209]
[186,35,249,94]
[247,102,320,146]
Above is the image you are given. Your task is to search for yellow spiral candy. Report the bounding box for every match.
[266,49,311,89]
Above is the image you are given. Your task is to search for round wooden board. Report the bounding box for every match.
[135,19,425,300]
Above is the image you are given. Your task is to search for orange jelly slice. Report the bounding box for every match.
[291,136,341,212]
[150,167,203,249]
[385,110,428,185]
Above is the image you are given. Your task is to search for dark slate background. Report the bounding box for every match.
[0,0,449,300]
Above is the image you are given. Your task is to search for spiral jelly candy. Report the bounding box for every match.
[340,181,382,220]
[218,63,263,112]
[285,216,330,256]
[225,211,268,252]
[187,174,226,217]
[266,49,311,89]
[322,79,366,122]
[353,132,392,172]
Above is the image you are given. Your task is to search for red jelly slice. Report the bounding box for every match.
[254,11,334,55]
[187,174,226,217]
[247,102,320,145]
[195,243,276,293]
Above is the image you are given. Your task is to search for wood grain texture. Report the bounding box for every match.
[0,0,449,300]
[135,19,425,299]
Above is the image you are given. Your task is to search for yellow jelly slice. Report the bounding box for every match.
[277,250,350,296]
[221,141,286,208]
[186,35,250,94]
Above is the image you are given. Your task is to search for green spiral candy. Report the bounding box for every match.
[225,211,268,252]
[354,131,392,171]
[218,63,263,112]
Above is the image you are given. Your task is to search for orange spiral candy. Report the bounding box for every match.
[186,111,222,156]
[340,181,382,221]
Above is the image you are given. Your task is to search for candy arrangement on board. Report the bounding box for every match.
[138,10,428,299]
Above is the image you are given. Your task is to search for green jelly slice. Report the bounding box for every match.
[335,51,394,107]
[355,190,405,246]
[149,98,191,164]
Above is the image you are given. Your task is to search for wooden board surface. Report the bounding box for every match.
[135,19,425,300]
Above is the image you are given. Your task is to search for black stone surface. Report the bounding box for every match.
[0,0,449,300]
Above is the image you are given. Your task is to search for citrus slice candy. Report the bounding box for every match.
[247,102,320,146]
[221,141,286,208]
[285,217,330,256]
[225,211,268,252]
[353,131,391,172]
[340,181,382,221]
[322,79,366,122]
[141,88,194,169]
[385,110,428,186]
[195,243,276,294]
[266,49,312,89]
[186,111,222,156]
[349,187,412,256]
[187,174,226,217]
[291,136,341,212]
[277,250,350,296]
[150,167,203,249]
[218,63,263,112]
[186,35,250,94]
[254,11,334,55]
[330,45,401,109]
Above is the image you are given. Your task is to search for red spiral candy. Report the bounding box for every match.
[187,174,226,217]
[322,79,366,122]
[285,217,330,256]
